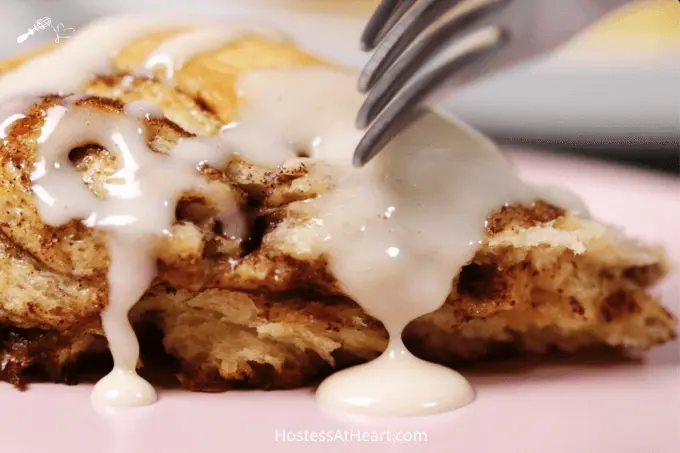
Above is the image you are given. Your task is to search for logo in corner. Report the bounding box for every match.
[16,17,75,44]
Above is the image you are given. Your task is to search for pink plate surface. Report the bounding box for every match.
[0,149,678,453]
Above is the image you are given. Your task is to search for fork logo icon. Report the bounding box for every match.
[16,17,52,43]
[16,17,75,44]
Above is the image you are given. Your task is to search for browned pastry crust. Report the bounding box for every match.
[0,34,675,391]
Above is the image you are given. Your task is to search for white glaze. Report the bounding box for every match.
[0,17,586,415]
[138,24,286,80]
[123,100,164,119]
[316,340,474,416]
[31,104,235,407]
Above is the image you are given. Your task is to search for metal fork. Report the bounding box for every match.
[353,0,632,167]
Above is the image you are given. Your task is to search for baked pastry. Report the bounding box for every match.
[0,23,675,393]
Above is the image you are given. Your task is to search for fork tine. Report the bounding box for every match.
[353,27,510,168]
[357,0,512,129]
[358,0,466,93]
[360,0,417,51]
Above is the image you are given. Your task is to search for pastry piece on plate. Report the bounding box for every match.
[0,24,675,391]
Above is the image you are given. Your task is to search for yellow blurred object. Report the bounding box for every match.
[555,0,680,59]
[586,0,680,37]
[266,0,379,16]
[275,0,679,57]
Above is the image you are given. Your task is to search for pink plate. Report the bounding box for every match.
[1,149,678,453]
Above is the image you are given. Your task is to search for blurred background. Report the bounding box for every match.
[0,0,678,174]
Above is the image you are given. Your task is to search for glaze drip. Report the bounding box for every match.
[32,103,235,406]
